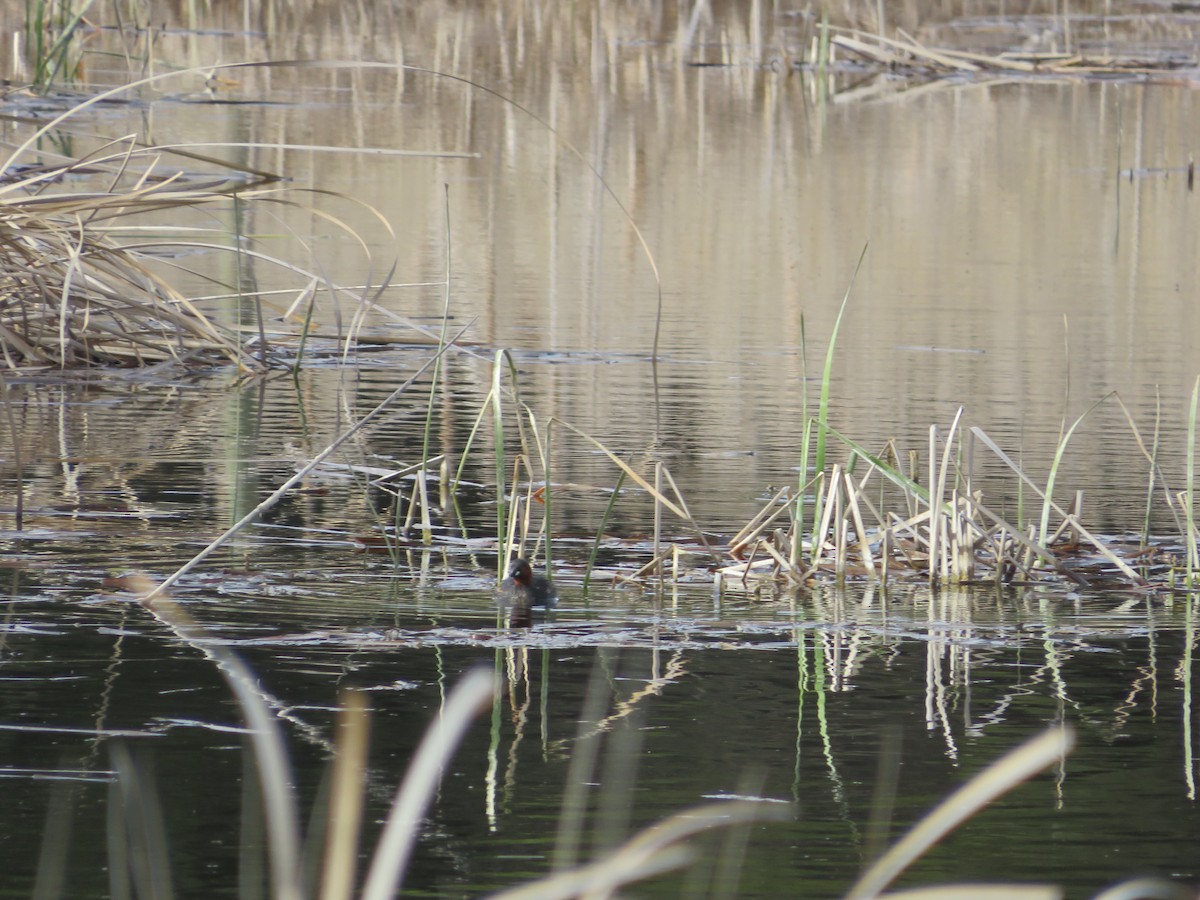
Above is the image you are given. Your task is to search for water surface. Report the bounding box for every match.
[2,3,1200,897]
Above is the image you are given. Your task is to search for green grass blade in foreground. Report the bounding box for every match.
[360,669,496,900]
[845,726,1074,900]
[815,242,868,475]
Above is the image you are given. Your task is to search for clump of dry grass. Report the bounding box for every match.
[0,74,282,372]
[720,401,1193,595]
[0,143,259,369]
[0,67,407,373]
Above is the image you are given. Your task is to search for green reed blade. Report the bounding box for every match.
[289,280,319,382]
[815,243,868,476]
[1037,391,1114,548]
[795,316,811,567]
[822,423,930,502]
[584,468,628,592]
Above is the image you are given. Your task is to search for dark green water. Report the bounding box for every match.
[3,520,1198,897]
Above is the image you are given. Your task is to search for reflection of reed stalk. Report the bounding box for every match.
[1184,609,1197,801]
[0,373,22,530]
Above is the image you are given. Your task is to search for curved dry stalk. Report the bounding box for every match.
[127,575,305,900]
[490,800,784,900]
[0,73,411,370]
[360,668,497,900]
[845,727,1075,900]
[144,324,470,600]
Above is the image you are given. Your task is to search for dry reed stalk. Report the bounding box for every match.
[842,470,877,578]
[319,692,370,900]
[808,468,837,574]
[730,484,793,558]
[971,427,1145,584]
[613,550,676,587]
[828,22,1180,81]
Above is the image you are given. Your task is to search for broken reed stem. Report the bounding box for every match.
[144,327,468,599]
[843,472,875,579]
[731,484,793,557]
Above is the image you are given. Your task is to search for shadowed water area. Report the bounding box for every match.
[2,2,1200,897]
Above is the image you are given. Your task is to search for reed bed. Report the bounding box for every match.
[0,142,262,369]
[0,127,257,368]
[0,68,419,372]
[718,402,1195,596]
[338,375,1194,598]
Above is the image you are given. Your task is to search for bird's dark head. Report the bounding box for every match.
[507,557,533,585]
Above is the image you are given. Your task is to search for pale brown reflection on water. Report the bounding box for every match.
[2,2,1200,897]
[7,5,1190,524]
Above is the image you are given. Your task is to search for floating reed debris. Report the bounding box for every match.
[828,24,1200,78]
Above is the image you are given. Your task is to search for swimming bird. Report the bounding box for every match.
[495,557,557,626]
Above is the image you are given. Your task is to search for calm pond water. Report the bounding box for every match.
[2,2,1200,897]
